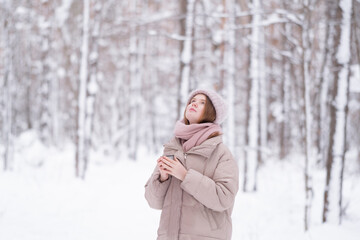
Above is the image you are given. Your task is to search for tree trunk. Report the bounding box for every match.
[178,0,195,119]
[2,3,14,171]
[301,0,314,231]
[222,0,236,154]
[316,13,330,166]
[279,20,292,160]
[128,0,140,160]
[258,17,266,168]
[218,0,227,91]
[244,0,262,192]
[39,0,52,146]
[76,0,90,178]
[353,0,360,64]
[82,1,101,175]
[323,0,352,224]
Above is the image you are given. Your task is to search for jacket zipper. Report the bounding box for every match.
[177,152,188,238]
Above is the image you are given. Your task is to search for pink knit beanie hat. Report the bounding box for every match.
[187,89,228,124]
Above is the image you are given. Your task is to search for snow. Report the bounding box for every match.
[1,132,360,239]
[1,139,360,240]
[350,65,360,93]
[336,0,352,64]
[148,30,157,36]
[87,78,98,95]
[325,0,352,224]
[55,0,73,26]
[212,30,223,45]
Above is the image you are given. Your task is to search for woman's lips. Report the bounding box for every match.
[189,108,196,112]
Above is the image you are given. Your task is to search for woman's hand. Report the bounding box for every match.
[157,157,169,182]
[158,156,188,181]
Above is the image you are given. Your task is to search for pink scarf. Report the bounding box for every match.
[174,120,222,152]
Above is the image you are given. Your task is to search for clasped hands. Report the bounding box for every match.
[157,155,188,182]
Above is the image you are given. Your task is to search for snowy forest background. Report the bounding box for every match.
[1,0,360,239]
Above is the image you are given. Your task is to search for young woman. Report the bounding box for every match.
[145,89,239,240]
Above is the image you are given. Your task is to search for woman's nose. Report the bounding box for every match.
[192,102,197,107]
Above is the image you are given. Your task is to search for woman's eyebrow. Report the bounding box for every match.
[191,96,206,102]
[193,96,206,100]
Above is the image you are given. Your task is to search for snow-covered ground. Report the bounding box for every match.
[0,134,359,239]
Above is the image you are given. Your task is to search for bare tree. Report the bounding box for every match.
[1,1,14,171]
[300,0,314,231]
[225,0,237,155]
[76,0,90,178]
[178,0,195,118]
[39,0,53,145]
[128,0,142,160]
[243,0,264,192]
[323,0,352,224]
[279,2,292,160]
[238,0,252,192]
[315,0,330,165]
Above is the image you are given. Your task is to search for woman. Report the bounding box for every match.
[145,89,239,240]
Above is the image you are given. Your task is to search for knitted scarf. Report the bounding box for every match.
[174,120,222,152]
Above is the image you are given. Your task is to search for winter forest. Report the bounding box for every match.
[1,0,360,239]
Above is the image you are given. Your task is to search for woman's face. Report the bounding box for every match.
[185,94,206,124]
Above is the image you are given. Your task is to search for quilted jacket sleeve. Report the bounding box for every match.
[144,166,171,210]
[180,145,239,212]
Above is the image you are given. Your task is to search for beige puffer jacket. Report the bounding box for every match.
[145,136,239,240]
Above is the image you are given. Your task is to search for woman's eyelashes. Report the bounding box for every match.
[190,99,205,105]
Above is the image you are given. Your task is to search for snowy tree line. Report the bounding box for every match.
[1,0,359,229]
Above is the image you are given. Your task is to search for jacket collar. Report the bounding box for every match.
[164,135,223,159]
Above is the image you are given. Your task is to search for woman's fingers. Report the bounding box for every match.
[160,156,175,167]
[158,161,172,173]
[158,157,172,165]
[158,162,171,173]
[158,156,186,179]
[162,167,172,173]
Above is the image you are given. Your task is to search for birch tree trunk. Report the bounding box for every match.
[256,1,266,187]
[76,0,90,178]
[354,0,360,64]
[323,0,352,224]
[316,11,330,165]
[128,0,140,160]
[81,1,101,175]
[238,0,251,192]
[1,2,14,171]
[39,0,52,145]
[218,0,227,91]
[258,7,267,168]
[244,0,263,192]
[225,0,236,155]
[178,0,195,118]
[141,1,157,153]
[258,15,268,169]
[148,29,160,151]
[279,18,292,160]
[301,0,314,231]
